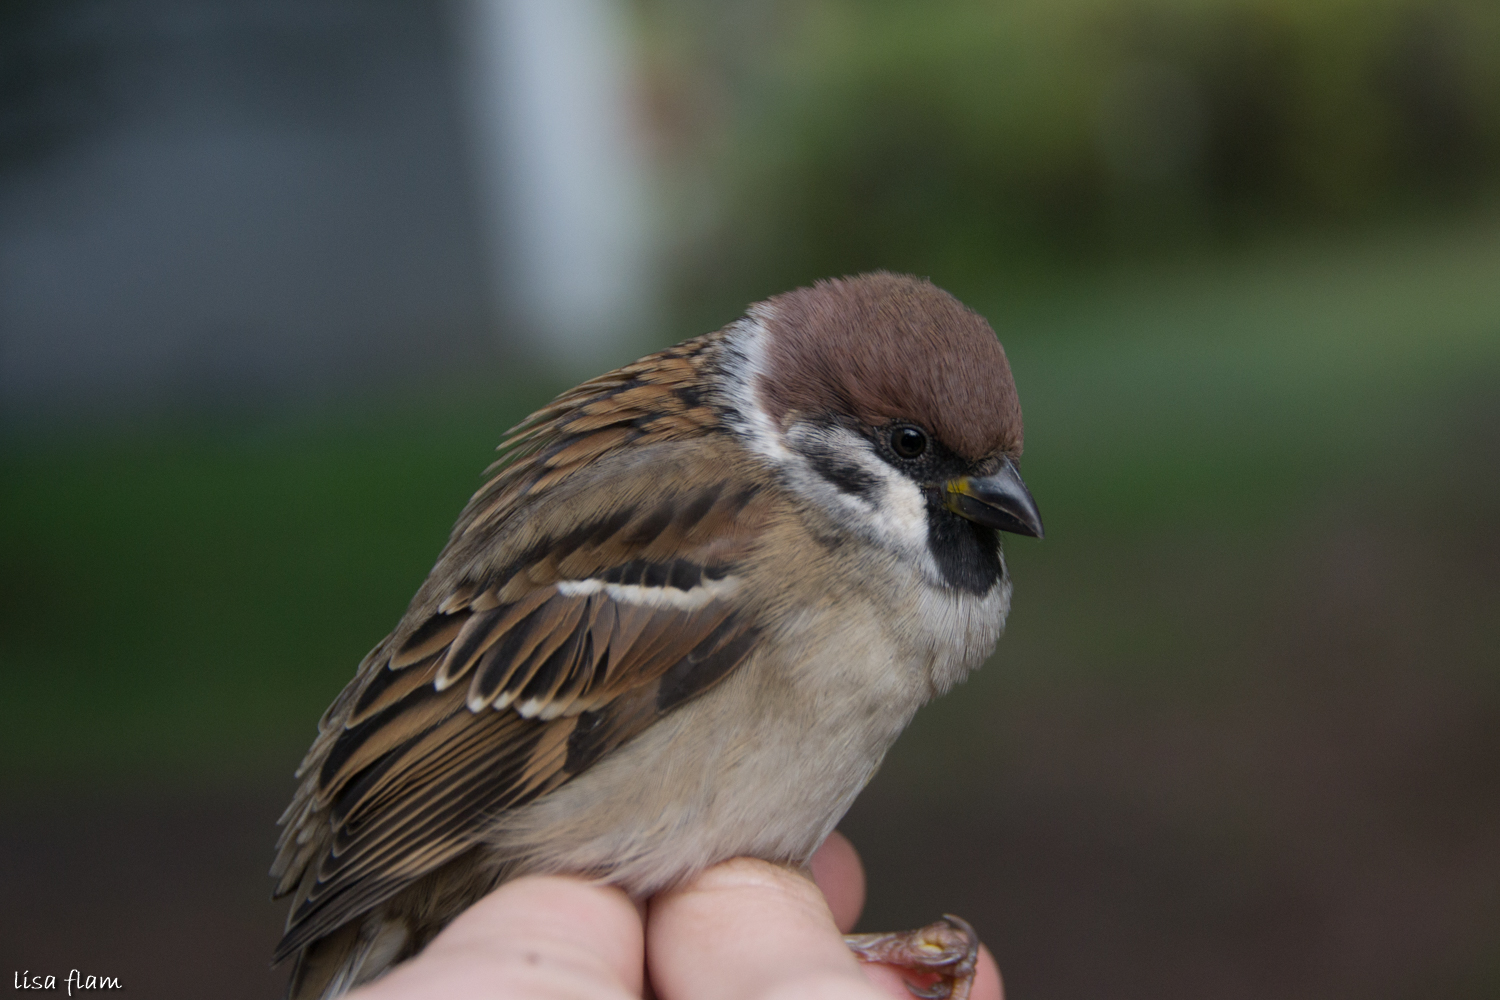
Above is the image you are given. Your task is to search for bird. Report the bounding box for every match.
[271,271,1044,999]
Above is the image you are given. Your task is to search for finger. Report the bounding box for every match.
[647,857,888,1000]
[808,831,866,933]
[975,945,1004,1000]
[351,875,643,1000]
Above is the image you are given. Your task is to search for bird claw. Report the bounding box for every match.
[844,913,980,1000]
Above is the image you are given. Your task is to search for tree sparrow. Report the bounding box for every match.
[272,272,1044,999]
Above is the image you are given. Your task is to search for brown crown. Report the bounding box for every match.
[753,272,1024,462]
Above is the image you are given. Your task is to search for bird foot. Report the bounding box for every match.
[844,914,980,1000]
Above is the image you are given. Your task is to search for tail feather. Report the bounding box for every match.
[285,919,409,1000]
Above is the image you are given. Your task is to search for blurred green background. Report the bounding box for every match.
[2,1,1498,998]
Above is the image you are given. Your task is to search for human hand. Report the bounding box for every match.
[346,833,1003,1000]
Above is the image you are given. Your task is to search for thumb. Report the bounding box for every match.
[646,857,891,1000]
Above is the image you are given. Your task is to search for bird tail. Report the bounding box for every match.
[284,919,409,1000]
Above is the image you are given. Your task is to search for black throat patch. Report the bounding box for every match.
[925,500,1005,594]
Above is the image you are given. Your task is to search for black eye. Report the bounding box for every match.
[891,426,927,458]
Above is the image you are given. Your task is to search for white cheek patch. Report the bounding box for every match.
[780,423,938,575]
[555,575,740,610]
[855,458,929,553]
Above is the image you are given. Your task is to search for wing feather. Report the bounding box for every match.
[390,613,468,668]
[273,377,776,968]
[345,655,438,727]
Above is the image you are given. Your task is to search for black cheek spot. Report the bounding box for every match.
[809,450,880,501]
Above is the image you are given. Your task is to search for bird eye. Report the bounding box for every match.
[891,426,927,458]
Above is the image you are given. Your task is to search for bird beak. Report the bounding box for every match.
[944,457,1045,539]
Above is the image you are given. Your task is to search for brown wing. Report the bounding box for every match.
[271,334,773,963]
[463,331,722,537]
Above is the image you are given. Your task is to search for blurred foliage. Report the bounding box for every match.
[636,0,1500,320]
[0,384,557,785]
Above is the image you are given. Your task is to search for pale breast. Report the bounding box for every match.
[475,546,1009,897]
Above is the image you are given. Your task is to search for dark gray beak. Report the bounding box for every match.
[943,457,1045,539]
